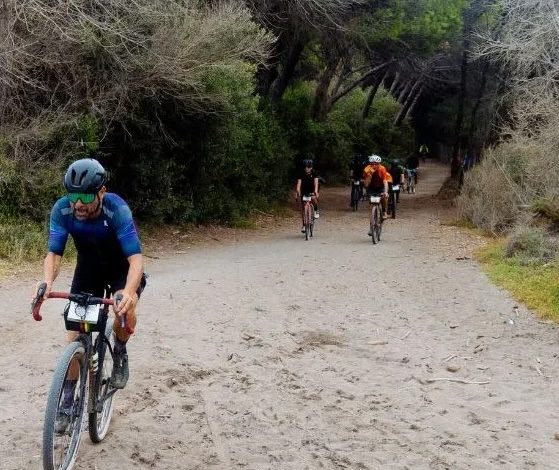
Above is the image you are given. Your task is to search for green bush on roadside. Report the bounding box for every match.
[504,226,557,266]
[0,217,47,262]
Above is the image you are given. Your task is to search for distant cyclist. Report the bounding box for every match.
[36,158,146,430]
[419,143,429,162]
[296,159,320,233]
[389,159,405,203]
[362,155,389,221]
[349,153,365,206]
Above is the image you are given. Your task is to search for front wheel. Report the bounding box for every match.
[43,341,87,470]
[304,203,312,240]
[89,319,116,443]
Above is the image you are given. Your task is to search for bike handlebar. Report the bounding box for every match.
[31,282,122,322]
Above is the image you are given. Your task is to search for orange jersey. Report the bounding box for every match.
[362,164,389,188]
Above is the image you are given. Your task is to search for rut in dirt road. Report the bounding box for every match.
[2,162,559,469]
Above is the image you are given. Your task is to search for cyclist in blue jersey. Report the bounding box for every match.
[38,159,145,403]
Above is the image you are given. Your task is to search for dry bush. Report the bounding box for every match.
[504,226,557,266]
[457,145,522,234]
[464,0,559,233]
[0,0,273,161]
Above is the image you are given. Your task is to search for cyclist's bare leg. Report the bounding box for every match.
[64,331,80,380]
[311,195,318,213]
[381,194,388,215]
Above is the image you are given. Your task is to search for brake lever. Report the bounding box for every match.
[31,282,47,321]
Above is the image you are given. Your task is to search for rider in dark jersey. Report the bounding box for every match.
[40,159,145,424]
[296,159,320,232]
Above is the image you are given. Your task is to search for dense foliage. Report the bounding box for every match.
[0,0,484,239]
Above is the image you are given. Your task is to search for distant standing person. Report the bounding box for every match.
[419,144,429,162]
[295,159,320,233]
[406,153,420,184]
[389,159,405,203]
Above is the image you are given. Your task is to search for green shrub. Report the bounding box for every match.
[0,217,47,262]
[277,83,414,182]
[504,226,557,265]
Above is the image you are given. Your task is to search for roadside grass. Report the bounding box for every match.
[474,240,559,322]
[442,218,493,238]
[0,202,293,278]
[0,216,76,279]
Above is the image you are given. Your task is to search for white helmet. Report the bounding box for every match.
[368,154,382,163]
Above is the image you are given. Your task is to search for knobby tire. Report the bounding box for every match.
[88,318,116,443]
[43,341,87,470]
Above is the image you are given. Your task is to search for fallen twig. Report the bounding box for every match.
[368,340,389,346]
[443,355,473,362]
[422,377,490,385]
[400,331,410,340]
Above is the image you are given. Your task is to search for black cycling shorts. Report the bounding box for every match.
[71,257,147,298]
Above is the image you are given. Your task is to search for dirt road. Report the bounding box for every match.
[2,162,559,469]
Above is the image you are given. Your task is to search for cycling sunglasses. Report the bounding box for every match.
[67,192,97,204]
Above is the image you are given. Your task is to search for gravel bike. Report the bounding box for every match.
[301,194,316,240]
[31,283,126,470]
[350,179,362,211]
[368,194,383,244]
[388,184,400,219]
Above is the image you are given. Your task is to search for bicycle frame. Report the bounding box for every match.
[350,180,361,210]
[368,194,382,244]
[31,288,120,412]
[302,195,314,240]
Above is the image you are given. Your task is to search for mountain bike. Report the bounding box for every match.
[31,283,125,470]
[406,169,416,194]
[350,180,362,211]
[388,184,400,219]
[301,194,315,240]
[368,194,383,244]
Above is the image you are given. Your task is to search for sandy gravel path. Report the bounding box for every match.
[2,162,559,470]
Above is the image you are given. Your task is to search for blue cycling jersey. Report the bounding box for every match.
[48,193,142,261]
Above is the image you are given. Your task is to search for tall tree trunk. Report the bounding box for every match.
[362,70,386,119]
[467,59,490,154]
[330,61,391,108]
[451,32,470,178]
[311,56,341,122]
[389,71,400,95]
[394,80,419,126]
[397,80,412,103]
[270,40,304,103]
[404,85,423,120]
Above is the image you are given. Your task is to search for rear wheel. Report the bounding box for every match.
[371,206,379,244]
[390,193,396,219]
[43,341,87,470]
[375,210,382,242]
[89,319,116,443]
[351,185,359,211]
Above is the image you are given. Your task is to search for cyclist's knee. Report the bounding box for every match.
[65,330,79,344]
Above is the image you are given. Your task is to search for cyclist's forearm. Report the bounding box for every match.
[125,253,144,294]
[44,252,62,285]
[296,181,301,194]
[314,178,319,194]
